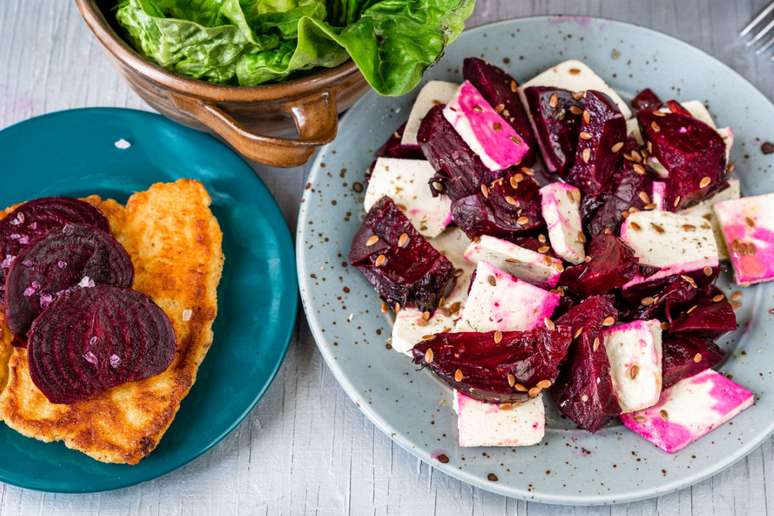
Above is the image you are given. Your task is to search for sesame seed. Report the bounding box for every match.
[592,337,600,351]
[507,373,516,387]
[374,254,387,267]
[537,379,552,389]
[517,216,530,225]
[577,231,586,243]
[643,203,657,210]
[630,221,642,231]
[528,387,541,398]
[574,327,583,339]
[488,275,497,286]
[424,348,434,363]
[380,302,388,313]
[693,353,702,363]
[538,234,547,243]
[712,294,725,302]
[681,275,698,288]
[366,235,380,246]
[549,94,558,108]
[581,394,589,402]
[398,233,410,248]
[687,305,698,314]
[569,105,583,115]
[633,163,646,175]
[394,303,401,312]
[495,104,505,112]
[745,216,755,227]
[629,364,639,379]
[493,122,502,131]
[682,224,696,231]
[651,121,661,132]
[494,330,503,344]
[544,317,556,330]
[582,148,591,163]
[472,105,482,112]
[641,296,655,306]
[454,369,464,382]
[703,266,713,276]
[673,195,681,208]
[510,80,517,92]
[611,142,624,153]
[638,191,651,204]
[731,291,742,302]
[538,245,550,254]
[514,382,528,392]
[602,316,616,326]
[583,110,591,123]
[572,91,586,100]
[579,131,592,140]
[660,409,669,419]
[699,176,712,189]
[505,195,518,206]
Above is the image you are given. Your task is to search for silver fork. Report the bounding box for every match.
[740,1,774,58]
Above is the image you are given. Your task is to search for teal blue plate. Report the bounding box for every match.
[0,108,297,493]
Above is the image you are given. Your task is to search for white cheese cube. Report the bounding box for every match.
[620,210,719,276]
[401,80,459,146]
[453,391,545,447]
[603,320,663,413]
[365,158,451,238]
[620,369,754,453]
[519,60,631,119]
[463,235,563,288]
[431,227,475,286]
[443,81,531,172]
[627,118,643,145]
[679,100,716,129]
[392,308,456,356]
[540,183,585,264]
[714,193,774,286]
[718,126,734,162]
[457,261,560,332]
[680,179,741,260]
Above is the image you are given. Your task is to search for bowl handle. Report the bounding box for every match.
[173,90,338,167]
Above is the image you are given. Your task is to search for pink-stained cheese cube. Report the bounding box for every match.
[463,235,563,288]
[620,369,754,453]
[651,181,667,210]
[603,320,663,413]
[714,193,774,286]
[453,391,545,447]
[539,182,585,264]
[456,261,560,332]
[443,81,531,172]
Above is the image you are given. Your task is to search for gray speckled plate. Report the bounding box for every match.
[297,16,774,505]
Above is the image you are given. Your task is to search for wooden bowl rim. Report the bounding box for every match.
[76,0,364,103]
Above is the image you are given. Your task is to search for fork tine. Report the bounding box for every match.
[756,34,774,54]
[746,18,774,46]
[740,1,774,37]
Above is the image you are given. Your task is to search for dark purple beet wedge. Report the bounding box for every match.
[560,234,639,297]
[5,224,133,337]
[27,285,175,404]
[637,109,727,209]
[631,88,662,111]
[584,138,654,236]
[349,196,455,313]
[662,335,725,389]
[667,290,737,337]
[411,327,573,403]
[621,268,718,321]
[554,296,621,432]
[0,198,108,301]
[463,57,536,166]
[523,87,583,176]
[368,123,424,178]
[451,169,545,242]
[566,91,627,196]
[417,105,504,201]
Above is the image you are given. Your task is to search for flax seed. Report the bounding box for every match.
[366,235,380,246]
[398,233,410,248]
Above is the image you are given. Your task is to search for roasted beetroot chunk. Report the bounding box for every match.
[463,58,536,166]
[662,335,725,389]
[5,224,133,337]
[0,198,108,301]
[637,110,727,209]
[584,138,653,236]
[451,170,545,241]
[376,123,423,160]
[417,105,504,201]
[411,327,573,403]
[667,290,737,337]
[560,234,639,297]
[554,296,621,432]
[349,197,455,313]
[523,87,583,176]
[664,99,692,117]
[621,268,719,321]
[631,88,662,111]
[27,285,176,404]
[566,91,627,196]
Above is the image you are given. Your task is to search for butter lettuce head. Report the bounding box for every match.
[115,0,475,95]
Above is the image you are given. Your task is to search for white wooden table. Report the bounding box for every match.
[1,1,772,514]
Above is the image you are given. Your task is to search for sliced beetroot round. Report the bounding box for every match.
[637,110,727,209]
[0,197,108,301]
[27,285,175,404]
[5,224,133,337]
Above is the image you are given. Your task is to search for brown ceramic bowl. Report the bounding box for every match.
[75,0,370,167]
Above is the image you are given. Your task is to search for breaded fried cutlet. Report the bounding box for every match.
[0,179,224,464]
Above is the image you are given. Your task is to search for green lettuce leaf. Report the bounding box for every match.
[116,0,475,95]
